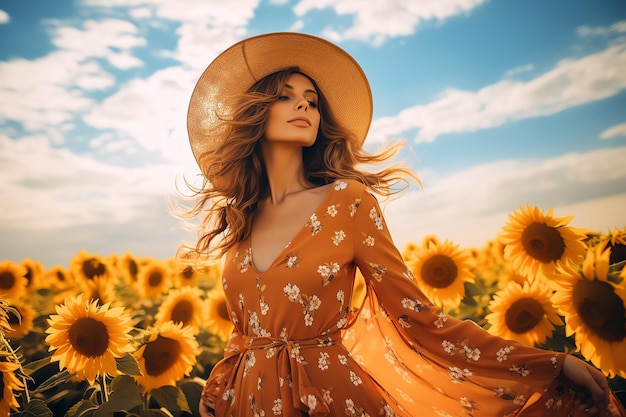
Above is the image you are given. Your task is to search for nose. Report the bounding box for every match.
[295,97,308,111]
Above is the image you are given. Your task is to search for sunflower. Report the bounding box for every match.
[136,259,172,298]
[155,286,206,334]
[402,241,420,264]
[117,252,142,286]
[485,279,563,346]
[0,261,28,301]
[3,301,36,340]
[45,294,134,384]
[0,301,11,334]
[21,258,44,294]
[172,250,223,290]
[205,288,234,341]
[171,259,201,289]
[133,321,198,393]
[551,246,626,377]
[500,205,589,281]
[593,227,626,268]
[0,357,24,416]
[42,264,74,290]
[70,250,115,288]
[408,239,475,308]
[80,276,118,306]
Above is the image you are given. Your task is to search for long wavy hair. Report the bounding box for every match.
[179,67,419,260]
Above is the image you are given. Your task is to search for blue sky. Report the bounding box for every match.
[1,0,625,268]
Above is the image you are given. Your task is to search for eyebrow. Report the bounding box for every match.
[284,83,318,96]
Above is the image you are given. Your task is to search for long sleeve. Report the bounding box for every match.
[344,183,575,415]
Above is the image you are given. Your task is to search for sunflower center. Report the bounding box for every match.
[56,270,67,282]
[143,335,181,377]
[7,307,20,327]
[171,300,194,325]
[521,222,565,264]
[504,297,545,334]
[217,300,230,321]
[421,254,458,288]
[0,271,16,290]
[68,317,110,357]
[129,259,139,281]
[182,266,194,280]
[608,242,626,265]
[83,258,106,280]
[148,271,163,287]
[573,279,626,342]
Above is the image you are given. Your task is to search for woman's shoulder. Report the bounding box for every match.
[330,178,376,204]
[331,178,366,194]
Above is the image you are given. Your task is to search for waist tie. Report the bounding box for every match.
[241,332,342,416]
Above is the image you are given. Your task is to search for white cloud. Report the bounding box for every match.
[384,146,626,249]
[49,19,145,69]
[503,63,534,79]
[0,9,9,24]
[78,0,260,70]
[82,65,197,159]
[0,51,112,131]
[0,133,187,230]
[600,122,626,139]
[294,0,486,45]
[370,42,626,143]
[577,19,626,38]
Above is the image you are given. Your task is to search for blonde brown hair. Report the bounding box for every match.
[179,67,419,260]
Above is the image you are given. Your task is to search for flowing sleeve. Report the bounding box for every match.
[346,185,576,415]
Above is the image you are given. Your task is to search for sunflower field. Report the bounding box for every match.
[1,204,625,416]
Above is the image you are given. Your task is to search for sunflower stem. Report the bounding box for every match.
[1,332,31,403]
[100,375,109,403]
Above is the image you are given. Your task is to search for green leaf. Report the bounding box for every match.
[31,370,73,393]
[93,376,143,417]
[14,399,53,417]
[21,356,52,375]
[150,386,192,414]
[116,353,143,376]
[179,378,204,417]
[464,281,484,297]
[65,399,98,417]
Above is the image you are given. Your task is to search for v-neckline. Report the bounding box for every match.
[248,181,337,275]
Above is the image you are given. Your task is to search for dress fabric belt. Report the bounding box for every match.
[236,331,343,415]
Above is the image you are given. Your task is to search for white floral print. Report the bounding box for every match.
[202,179,574,417]
[496,346,515,362]
[369,206,383,230]
[332,230,346,246]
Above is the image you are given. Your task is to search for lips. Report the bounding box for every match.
[288,116,311,127]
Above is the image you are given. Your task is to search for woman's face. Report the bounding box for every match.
[263,73,321,147]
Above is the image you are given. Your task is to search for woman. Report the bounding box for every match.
[185,32,624,417]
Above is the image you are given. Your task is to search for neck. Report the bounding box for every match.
[261,142,311,205]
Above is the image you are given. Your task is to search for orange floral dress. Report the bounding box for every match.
[201,179,625,417]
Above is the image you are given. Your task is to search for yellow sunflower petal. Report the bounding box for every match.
[407,239,475,308]
[0,260,28,301]
[500,205,588,281]
[0,358,24,415]
[44,294,133,384]
[155,286,207,334]
[551,246,626,377]
[133,321,198,393]
[205,288,234,341]
[485,279,563,346]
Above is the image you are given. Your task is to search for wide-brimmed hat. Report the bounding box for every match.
[187,32,372,165]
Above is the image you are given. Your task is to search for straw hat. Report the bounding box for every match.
[187,32,372,165]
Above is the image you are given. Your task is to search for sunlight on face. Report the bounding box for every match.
[264,73,321,147]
